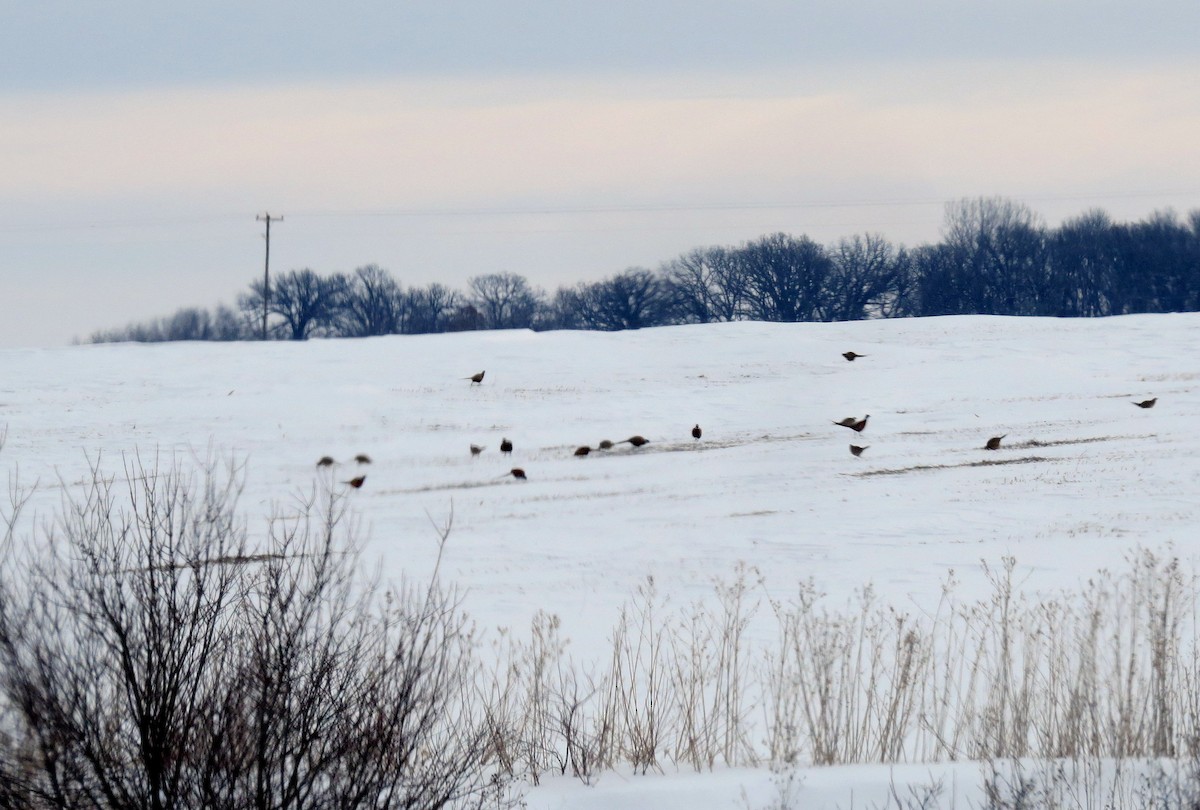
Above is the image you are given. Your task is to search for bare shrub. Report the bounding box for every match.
[0,452,510,810]
[481,610,582,784]
[766,581,933,766]
[594,575,670,774]
[666,564,760,770]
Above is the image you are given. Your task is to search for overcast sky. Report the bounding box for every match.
[3,1,1199,347]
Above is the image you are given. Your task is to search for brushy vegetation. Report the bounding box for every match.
[1,449,1198,808]
[487,549,1199,779]
[0,450,511,810]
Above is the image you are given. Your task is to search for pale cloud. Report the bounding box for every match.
[4,60,1198,218]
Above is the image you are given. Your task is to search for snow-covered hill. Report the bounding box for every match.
[2,313,1197,808]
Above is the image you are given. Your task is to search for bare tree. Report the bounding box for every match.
[941,197,1049,315]
[1112,209,1200,314]
[340,264,405,337]
[542,287,587,331]
[86,304,249,344]
[0,454,512,810]
[239,268,348,340]
[568,268,674,331]
[1048,209,1119,316]
[824,233,904,321]
[403,283,463,334]
[662,247,748,323]
[739,233,832,322]
[468,273,544,330]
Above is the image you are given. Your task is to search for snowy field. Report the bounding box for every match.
[2,313,1198,807]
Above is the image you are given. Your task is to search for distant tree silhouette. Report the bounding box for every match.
[340,264,405,336]
[1112,209,1200,314]
[739,233,832,322]
[824,233,907,321]
[445,303,484,332]
[83,197,1200,343]
[467,272,544,330]
[940,197,1049,315]
[908,243,966,316]
[662,246,749,323]
[567,268,674,330]
[86,304,250,343]
[1048,209,1119,316]
[403,283,462,334]
[239,268,347,340]
[544,287,587,330]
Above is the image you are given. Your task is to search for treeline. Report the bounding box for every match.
[87,197,1200,343]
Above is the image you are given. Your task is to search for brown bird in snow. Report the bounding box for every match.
[343,475,367,489]
[622,435,649,447]
[597,439,614,450]
[692,424,702,440]
[843,351,866,361]
[507,468,527,480]
[1133,398,1157,409]
[835,415,869,432]
[500,438,513,455]
[850,444,868,457]
[985,435,1006,451]
[466,370,485,384]
[354,453,372,464]
[470,444,484,456]
[316,456,335,468]
[574,446,591,456]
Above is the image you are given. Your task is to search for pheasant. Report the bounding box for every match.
[850,444,868,457]
[500,438,513,455]
[470,444,484,456]
[985,435,1006,451]
[842,351,866,361]
[343,475,366,489]
[1133,398,1157,409]
[623,435,649,447]
[835,415,869,432]
[466,371,485,384]
[574,446,591,457]
[692,424,702,440]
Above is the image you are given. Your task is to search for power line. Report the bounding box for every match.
[287,189,1200,220]
[0,188,1195,234]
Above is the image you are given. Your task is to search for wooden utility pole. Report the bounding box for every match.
[256,212,283,340]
